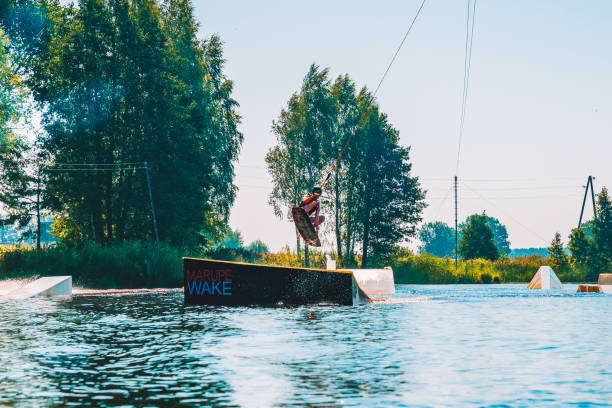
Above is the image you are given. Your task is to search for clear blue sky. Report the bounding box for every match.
[193,0,612,252]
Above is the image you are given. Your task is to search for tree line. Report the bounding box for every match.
[549,188,612,281]
[266,64,426,267]
[420,190,612,281]
[419,214,510,260]
[0,0,242,248]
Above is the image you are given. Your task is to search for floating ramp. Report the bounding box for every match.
[576,274,612,293]
[527,266,562,289]
[1,276,72,300]
[183,258,370,306]
[343,267,395,295]
[598,274,612,285]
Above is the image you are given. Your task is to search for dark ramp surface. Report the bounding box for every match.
[184,258,369,306]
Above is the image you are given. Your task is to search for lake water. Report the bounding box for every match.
[0,284,610,407]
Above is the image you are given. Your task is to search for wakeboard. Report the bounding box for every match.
[291,206,321,247]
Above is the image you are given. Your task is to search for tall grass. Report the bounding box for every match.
[0,242,184,288]
[391,254,589,284]
[0,242,592,289]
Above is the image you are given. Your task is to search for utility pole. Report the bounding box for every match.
[143,161,159,242]
[590,176,597,218]
[454,175,458,269]
[36,166,41,250]
[578,175,596,229]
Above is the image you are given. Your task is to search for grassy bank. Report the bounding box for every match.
[0,242,184,288]
[0,243,591,288]
[390,254,589,284]
[0,243,327,289]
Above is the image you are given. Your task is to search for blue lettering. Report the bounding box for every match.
[223,281,232,295]
[202,281,211,294]
[187,281,232,296]
[187,281,201,295]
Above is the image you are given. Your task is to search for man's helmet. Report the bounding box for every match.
[312,187,322,195]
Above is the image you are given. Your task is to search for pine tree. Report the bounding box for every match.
[593,188,612,264]
[547,232,567,269]
[569,226,592,265]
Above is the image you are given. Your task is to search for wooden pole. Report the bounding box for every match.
[144,161,159,242]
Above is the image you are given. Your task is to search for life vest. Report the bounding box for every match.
[299,194,318,215]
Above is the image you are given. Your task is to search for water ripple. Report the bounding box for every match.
[0,284,610,407]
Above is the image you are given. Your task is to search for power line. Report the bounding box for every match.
[372,0,428,97]
[431,183,454,219]
[428,194,579,200]
[460,177,583,182]
[461,181,548,243]
[319,0,428,189]
[455,0,477,176]
[52,162,144,166]
[43,167,145,172]
[458,185,581,191]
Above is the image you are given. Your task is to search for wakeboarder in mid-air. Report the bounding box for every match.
[298,187,325,229]
[291,187,324,247]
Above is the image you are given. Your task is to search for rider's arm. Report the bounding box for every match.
[299,194,314,207]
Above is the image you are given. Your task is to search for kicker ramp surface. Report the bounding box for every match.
[2,276,72,300]
[343,267,395,295]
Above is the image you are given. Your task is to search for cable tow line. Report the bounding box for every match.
[319,0,428,191]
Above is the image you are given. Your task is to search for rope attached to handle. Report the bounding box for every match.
[317,0,428,191]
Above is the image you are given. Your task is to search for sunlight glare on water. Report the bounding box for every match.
[0,284,610,407]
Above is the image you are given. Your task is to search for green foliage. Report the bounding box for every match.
[391,253,585,284]
[0,241,184,288]
[509,247,548,258]
[202,245,327,269]
[480,272,493,284]
[217,229,244,250]
[247,240,269,253]
[459,213,498,261]
[0,242,589,289]
[458,214,510,256]
[568,188,612,281]
[485,216,511,256]
[266,64,339,265]
[547,232,568,269]
[266,64,425,267]
[568,227,592,264]
[0,28,35,236]
[592,187,612,266]
[419,221,454,257]
[7,0,241,248]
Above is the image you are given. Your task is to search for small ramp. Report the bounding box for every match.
[527,266,562,289]
[2,276,72,300]
[341,267,395,296]
[598,274,612,285]
[577,274,612,294]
